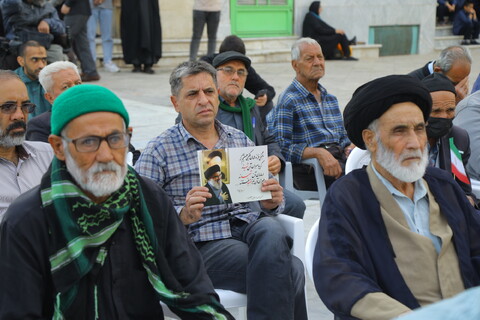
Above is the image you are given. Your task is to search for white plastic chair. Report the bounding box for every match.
[162,213,305,319]
[305,218,319,282]
[279,158,327,204]
[471,179,480,199]
[345,147,370,174]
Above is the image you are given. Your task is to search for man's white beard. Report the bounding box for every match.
[375,139,428,183]
[64,148,128,198]
[208,179,222,190]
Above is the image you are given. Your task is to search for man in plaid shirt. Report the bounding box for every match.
[135,60,307,320]
[268,37,354,190]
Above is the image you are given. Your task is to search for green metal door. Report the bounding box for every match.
[230,0,293,38]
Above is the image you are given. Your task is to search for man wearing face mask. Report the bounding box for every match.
[422,72,477,206]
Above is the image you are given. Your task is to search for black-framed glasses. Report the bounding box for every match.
[62,132,130,153]
[0,102,36,114]
[217,66,248,78]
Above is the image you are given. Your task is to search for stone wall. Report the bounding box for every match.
[294,0,436,54]
[158,0,436,53]
[160,0,231,40]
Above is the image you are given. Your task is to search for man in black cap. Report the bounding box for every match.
[313,74,480,320]
[203,164,232,206]
[422,73,477,206]
[201,35,276,122]
[212,50,306,219]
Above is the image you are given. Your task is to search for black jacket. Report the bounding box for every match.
[64,0,91,16]
[26,111,50,142]
[0,174,219,319]
[408,61,433,80]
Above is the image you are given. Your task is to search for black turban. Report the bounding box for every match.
[208,150,223,160]
[309,1,320,13]
[204,164,221,180]
[421,72,456,94]
[343,75,432,149]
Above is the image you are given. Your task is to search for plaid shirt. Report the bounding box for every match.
[267,78,350,163]
[134,120,284,242]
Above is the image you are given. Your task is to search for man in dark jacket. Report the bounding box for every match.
[314,74,480,320]
[453,0,480,45]
[213,51,306,218]
[302,1,357,60]
[408,45,471,103]
[201,35,276,122]
[422,72,477,206]
[0,84,233,319]
[1,0,65,62]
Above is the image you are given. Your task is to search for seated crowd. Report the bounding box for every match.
[0,33,479,320]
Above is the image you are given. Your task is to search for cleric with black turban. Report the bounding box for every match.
[343,74,432,149]
[314,74,480,320]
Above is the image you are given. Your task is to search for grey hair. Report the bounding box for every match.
[0,69,21,82]
[38,61,80,93]
[436,46,472,73]
[365,119,380,152]
[291,37,320,61]
[367,119,379,134]
[169,60,217,96]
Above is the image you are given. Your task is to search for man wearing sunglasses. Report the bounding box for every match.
[212,51,306,219]
[0,84,233,319]
[0,70,53,220]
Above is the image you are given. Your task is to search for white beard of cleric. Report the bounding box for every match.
[208,179,223,191]
[375,138,428,183]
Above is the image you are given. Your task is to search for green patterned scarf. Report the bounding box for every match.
[41,158,232,319]
[219,95,256,141]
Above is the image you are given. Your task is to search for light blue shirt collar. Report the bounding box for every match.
[371,163,441,253]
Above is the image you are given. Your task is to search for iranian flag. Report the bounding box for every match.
[450,137,470,185]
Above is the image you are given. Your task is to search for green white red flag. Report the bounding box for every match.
[450,137,470,185]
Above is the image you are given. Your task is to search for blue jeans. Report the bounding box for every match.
[284,189,306,219]
[189,10,220,61]
[196,216,307,320]
[87,7,114,63]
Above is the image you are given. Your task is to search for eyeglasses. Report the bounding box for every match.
[62,132,130,153]
[217,66,248,78]
[0,102,36,114]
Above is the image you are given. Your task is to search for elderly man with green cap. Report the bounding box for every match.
[313,75,480,320]
[0,84,233,319]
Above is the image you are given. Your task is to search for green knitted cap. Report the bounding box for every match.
[51,84,130,135]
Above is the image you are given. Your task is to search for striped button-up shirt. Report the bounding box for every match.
[135,121,283,242]
[268,78,350,163]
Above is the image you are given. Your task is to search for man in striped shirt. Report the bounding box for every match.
[268,37,353,190]
[135,60,307,320]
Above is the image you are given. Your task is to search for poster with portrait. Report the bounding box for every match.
[198,146,271,206]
